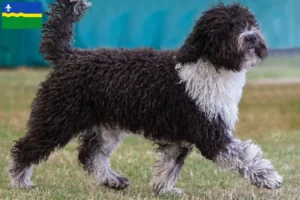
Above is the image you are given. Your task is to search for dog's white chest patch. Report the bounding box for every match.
[176,60,246,131]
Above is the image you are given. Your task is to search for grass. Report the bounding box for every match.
[246,56,300,80]
[0,57,300,199]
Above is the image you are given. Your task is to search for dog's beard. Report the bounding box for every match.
[237,27,267,69]
[243,48,261,68]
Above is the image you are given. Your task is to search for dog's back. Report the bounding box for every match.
[39,46,197,141]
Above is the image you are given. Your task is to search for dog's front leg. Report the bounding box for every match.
[151,142,193,196]
[211,138,282,189]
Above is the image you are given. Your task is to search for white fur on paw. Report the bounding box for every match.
[9,163,34,189]
[170,188,183,196]
[11,180,35,189]
[153,185,183,196]
[265,171,282,189]
[250,165,282,189]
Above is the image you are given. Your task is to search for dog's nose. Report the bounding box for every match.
[245,34,257,43]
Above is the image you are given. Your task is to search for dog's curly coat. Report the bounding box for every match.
[8,0,282,195]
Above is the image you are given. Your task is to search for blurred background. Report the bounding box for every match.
[0,0,299,199]
[0,0,300,67]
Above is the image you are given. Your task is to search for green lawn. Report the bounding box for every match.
[247,56,300,80]
[0,57,300,199]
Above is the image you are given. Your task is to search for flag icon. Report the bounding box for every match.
[2,2,43,29]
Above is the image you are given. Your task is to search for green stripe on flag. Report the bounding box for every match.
[2,17,42,29]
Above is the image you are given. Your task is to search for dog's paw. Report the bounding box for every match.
[11,180,35,189]
[169,188,183,196]
[102,175,130,190]
[152,183,183,196]
[249,164,282,189]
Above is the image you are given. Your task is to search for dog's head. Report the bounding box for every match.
[177,3,267,71]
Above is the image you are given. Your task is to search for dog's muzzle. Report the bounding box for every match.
[244,34,258,50]
[244,33,268,59]
[244,34,257,44]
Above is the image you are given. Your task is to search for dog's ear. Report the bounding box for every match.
[176,29,207,65]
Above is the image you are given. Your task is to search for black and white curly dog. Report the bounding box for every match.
[9,0,282,195]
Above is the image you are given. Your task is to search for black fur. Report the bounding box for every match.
[78,128,100,169]
[9,0,265,189]
[39,0,88,65]
[177,3,266,71]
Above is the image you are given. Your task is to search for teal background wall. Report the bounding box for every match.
[0,0,299,67]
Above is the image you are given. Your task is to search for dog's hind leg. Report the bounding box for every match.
[78,125,129,190]
[151,142,193,196]
[8,111,84,189]
[8,78,93,188]
[211,138,282,189]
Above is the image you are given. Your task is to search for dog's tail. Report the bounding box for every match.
[40,0,91,64]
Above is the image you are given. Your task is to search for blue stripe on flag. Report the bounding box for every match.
[2,2,42,14]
